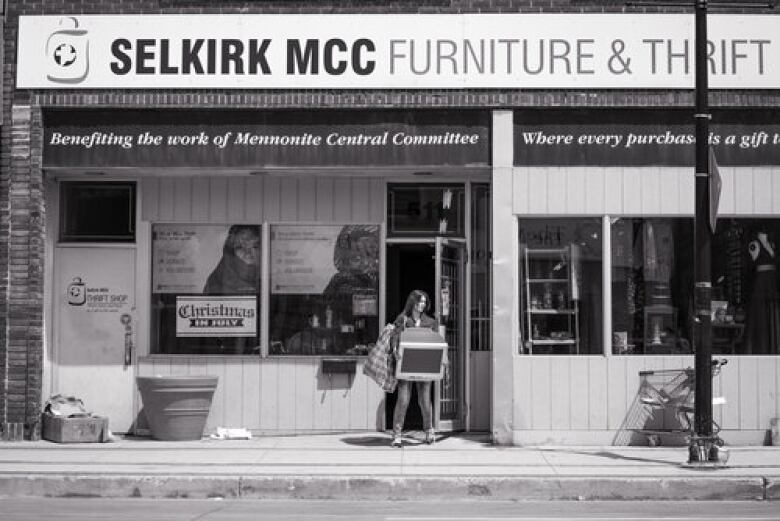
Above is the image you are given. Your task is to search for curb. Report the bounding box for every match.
[0,475,769,501]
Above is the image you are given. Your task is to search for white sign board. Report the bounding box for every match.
[16,14,780,89]
[270,225,340,294]
[175,295,257,337]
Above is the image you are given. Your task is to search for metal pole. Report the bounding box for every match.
[691,0,715,464]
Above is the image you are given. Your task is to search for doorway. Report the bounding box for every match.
[385,240,467,432]
[385,243,436,431]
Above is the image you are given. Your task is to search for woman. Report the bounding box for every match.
[390,290,443,448]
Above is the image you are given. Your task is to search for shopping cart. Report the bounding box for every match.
[635,359,728,448]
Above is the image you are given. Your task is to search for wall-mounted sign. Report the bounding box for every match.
[175,296,257,337]
[515,110,780,166]
[17,14,780,89]
[43,109,489,168]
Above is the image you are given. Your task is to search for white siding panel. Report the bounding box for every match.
[222,362,244,427]
[227,178,246,222]
[734,167,755,214]
[658,169,680,214]
[753,167,773,214]
[297,177,317,222]
[141,178,160,221]
[277,362,297,430]
[588,357,608,429]
[245,177,264,222]
[242,360,262,430]
[370,179,385,223]
[315,178,335,222]
[738,358,760,430]
[677,166,695,214]
[514,357,534,430]
[604,169,623,214]
[192,177,211,222]
[172,178,192,222]
[259,361,279,431]
[208,178,228,223]
[757,358,776,434]
[280,178,299,221]
[530,358,552,430]
[584,168,606,214]
[513,168,530,214]
[621,168,642,214]
[550,360,570,429]
[565,169,587,214]
[295,359,316,431]
[606,356,628,430]
[546,168,567,214]
[352,178,371,222]
[640,169,661,214]
[157,178,176,222]
[569,357,590,429]
[528,169,549,214]
[333,179,353,222]
[719,166,736,216]
[262,177,282,222]
[772,168,780,214]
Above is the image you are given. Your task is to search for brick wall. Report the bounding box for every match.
[2,1,780,439]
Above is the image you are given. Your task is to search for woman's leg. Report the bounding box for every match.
[416,381,433,432]
[392,380,411,436]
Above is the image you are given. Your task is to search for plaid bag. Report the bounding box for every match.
[362,324,397,393]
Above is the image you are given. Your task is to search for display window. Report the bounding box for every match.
[269,224,380,356]
[712,218,780,355]
[151,224,261,355]
[518,218,603,355]
[611,218,694,355]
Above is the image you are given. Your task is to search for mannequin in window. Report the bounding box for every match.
[745,230,780,355]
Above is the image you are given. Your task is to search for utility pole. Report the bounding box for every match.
[627,0,774,466]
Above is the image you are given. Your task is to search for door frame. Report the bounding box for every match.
[384,236,470,432]
[434,236,468,431]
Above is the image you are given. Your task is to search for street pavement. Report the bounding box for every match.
[0,432,779,501]
[2,499,780,521]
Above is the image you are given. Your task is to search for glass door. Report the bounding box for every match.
[434,237,467,431]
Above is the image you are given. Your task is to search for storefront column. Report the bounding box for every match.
[1,103,44,440]
[491,110,516,445]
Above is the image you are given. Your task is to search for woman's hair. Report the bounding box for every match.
[402,289,430,316]
[333,225,379,273]
[223,225,261,259]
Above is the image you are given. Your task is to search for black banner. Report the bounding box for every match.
[514,110,780,166]
[43,109,490,169]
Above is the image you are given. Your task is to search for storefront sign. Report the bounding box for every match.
[175,296,257,337]
[43,110,489,168]
[17,14,780,89]
[514,110,780,166]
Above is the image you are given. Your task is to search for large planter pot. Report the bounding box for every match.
[136,375,218,441]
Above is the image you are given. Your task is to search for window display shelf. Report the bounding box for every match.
[522,244,580,355]
[528,339,576,345]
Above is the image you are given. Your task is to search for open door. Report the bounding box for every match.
[434,237,467,431]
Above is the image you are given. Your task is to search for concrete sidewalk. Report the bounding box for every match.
[0,432,779,501]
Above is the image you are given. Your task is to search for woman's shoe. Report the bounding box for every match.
[424,430,436,445]
[391,435,403,448]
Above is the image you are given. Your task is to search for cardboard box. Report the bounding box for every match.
[42,414,109,443]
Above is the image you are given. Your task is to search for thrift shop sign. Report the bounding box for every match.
[16,14,780,89]
[514,110,780,166]
[42,109,489,168]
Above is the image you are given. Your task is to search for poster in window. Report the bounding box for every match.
[153,224,261,294]
[271,224,379,296]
